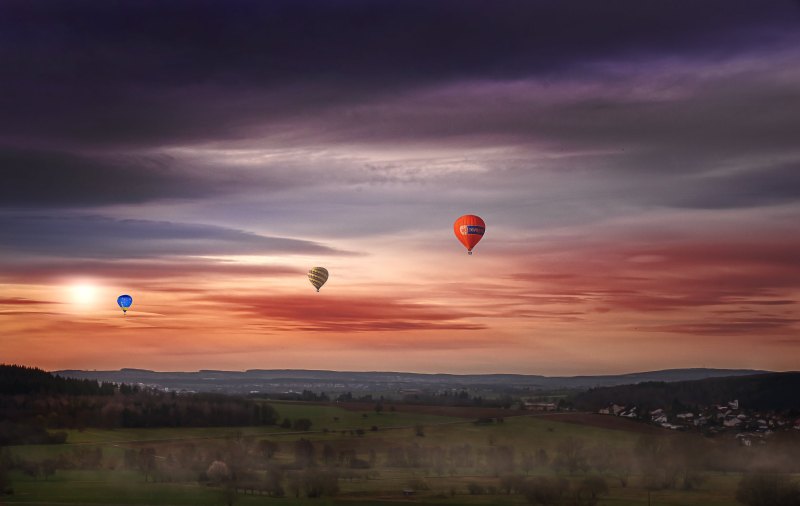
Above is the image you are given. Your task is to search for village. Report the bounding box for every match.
[595,399,800,445]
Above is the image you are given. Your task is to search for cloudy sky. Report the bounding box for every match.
[2,1,799,374]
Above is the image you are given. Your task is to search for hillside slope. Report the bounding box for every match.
[573,372,800,412]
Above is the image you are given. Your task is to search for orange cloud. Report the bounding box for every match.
[200,293,487,332]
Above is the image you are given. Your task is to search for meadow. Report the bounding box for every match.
[0,401,768,505]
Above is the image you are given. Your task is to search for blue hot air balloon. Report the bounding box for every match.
[117,294,133,315]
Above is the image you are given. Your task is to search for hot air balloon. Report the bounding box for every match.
[308,267,329,292]
[117,294,133,315]
[454,215,486,255]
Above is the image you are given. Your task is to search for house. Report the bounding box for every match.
[676,413,694,420]
[728,400,739,410]
[525,402,557,411]
[653,414,668,424]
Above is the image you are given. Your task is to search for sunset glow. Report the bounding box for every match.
[70,284,98,307]
[1,1,798,375]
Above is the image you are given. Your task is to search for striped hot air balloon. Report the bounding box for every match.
[454,215,486,255]
[308,267,329,292]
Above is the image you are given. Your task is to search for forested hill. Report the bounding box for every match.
[0,364,279,441]
[0,364,117,395]
[573,372,800,413]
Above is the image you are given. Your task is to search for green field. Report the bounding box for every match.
[0,402,756,505]
[264,400,462,430]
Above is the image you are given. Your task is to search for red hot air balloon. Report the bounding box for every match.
[454,215,486,255]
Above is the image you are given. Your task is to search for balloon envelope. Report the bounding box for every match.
[308,267,329,292]
[453,215,485,254]
[117,294,133,313]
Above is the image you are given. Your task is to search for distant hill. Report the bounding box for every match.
[54,367,770,395]
[573,372,800,413]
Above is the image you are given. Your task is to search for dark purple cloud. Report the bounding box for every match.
[0,146,313,208]
[0,148,231,207]
[0,214,346,259]
[666,163,800,209]
[2,0,798,149]
[0,259,302,284]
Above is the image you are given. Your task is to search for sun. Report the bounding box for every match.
[70,284,98,305]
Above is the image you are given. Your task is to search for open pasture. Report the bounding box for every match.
[2,401,751,505]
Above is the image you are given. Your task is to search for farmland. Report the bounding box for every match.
[1,401,774,505]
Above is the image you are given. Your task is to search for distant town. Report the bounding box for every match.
[595,398,800,444]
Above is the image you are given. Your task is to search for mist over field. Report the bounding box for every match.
[2,365,800,505]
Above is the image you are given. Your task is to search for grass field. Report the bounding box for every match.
[265,400,462,430]
[1,402,751,505]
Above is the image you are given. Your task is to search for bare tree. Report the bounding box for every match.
[554,437,589,475]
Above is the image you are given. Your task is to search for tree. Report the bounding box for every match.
[577,476,609,506]
[287,473,302,498]
[322,443,336,465]
[301,469,339,498]
[736,473,800,506]
[523,476,570,506]
[264,466,285,497]
[467,482,485,495]
[294,438,315,467]
[257,440,278,460]
[521,452,535,475]
[535,448,549,468]
[588,444,613,475]
[488,445,515,475]
[138,448,157,482]
[554,437,589,475]
[609,449,633,488]
[220,481,238,506]
[41,459,57,481]
[0,461,8,492]
[207,460,230,484]
[501,474,526,495]
[635,435,672,490]
[292,418,312,431]
[20,460,41,480]
[374,402,383,415]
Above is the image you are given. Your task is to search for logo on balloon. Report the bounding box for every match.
[459,225,485,236]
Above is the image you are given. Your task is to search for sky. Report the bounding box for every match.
[1,0,799,375]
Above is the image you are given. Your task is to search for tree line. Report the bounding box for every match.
[0,364,279,445]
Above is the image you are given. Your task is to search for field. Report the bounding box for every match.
[1,402,756,505]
